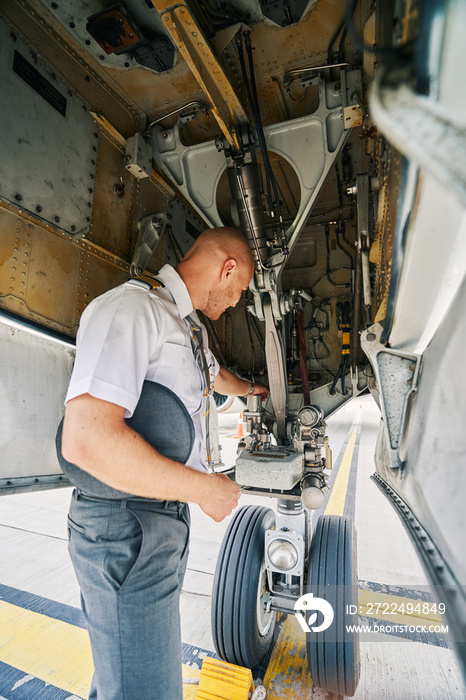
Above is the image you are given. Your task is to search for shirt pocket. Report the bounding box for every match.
[156,342,201,397]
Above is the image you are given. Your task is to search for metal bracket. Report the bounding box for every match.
[361,323,421,469]
[125,133,152,180]
[355,173,372,327]
[153,0,248,150]
[151,69,362,319]
[130,213,167,276]
[130,35,176,73]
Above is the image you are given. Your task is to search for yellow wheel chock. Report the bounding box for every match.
[183,656,266,699]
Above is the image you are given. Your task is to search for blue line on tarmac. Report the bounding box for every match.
[0,660,77,700]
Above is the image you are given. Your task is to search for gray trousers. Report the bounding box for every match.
[67,489,190,700]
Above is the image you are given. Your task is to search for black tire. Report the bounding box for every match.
[306,515,360,696]
[211,505,276,668]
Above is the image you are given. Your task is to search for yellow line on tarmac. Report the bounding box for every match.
[0,600,201,699]
[0,600,93,698]
[263,615,311,699]
[324,418,360,517]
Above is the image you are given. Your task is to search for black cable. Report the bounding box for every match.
[329,301,351,395]
[338,0,358,61]
[244,32,287,245]
[325,224,352,288]
[312,340,337,379]
[244,306,256,378]
[327,15,346,63]
[335,223,354,265]
[235,33,276,236]
[327,0,358,62]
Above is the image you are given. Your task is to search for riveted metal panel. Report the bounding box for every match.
[0,320,74,485]
[0,18,98,237]
[0,207,81,335]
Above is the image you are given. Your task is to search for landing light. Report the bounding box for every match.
[267,538,299,571]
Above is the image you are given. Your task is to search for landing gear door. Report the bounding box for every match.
[0,316,74,494]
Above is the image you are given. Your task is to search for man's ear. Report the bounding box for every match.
[221,258,237,281]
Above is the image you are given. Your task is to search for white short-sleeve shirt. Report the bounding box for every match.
[65,264,219,472]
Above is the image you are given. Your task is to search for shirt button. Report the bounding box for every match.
[182,358,186,365]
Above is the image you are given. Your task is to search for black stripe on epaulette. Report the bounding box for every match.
[128,278,165,290]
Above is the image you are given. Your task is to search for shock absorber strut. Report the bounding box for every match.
[226,157,270,289]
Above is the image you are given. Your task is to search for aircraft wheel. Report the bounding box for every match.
[306,515,360,696]
[211,504,276,668]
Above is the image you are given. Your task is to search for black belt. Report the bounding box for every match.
[74,488,185,512]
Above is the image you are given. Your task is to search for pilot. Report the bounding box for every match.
[59,227,268,700]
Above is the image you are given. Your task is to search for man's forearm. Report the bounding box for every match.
[214,366,269,399]
[214,366,252,396]
[64,412,205,500]
[62,394,240,520]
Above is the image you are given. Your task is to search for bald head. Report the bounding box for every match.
[183,227,253,267]
[175,227,254,320]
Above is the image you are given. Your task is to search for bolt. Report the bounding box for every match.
[163,132,169,139]
[15,194,22,202]
[36,205,42,213]
[366,332,376,342]
[54,216,60,223]
[71,225,76,232]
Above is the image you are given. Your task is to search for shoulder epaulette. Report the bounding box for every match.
[127,278,165,290]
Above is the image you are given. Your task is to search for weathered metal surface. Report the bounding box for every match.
[0,19,97,238]
[0,321,74,478]
[153,0,248,149]
[0,0,141,136]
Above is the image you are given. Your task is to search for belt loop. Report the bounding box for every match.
[120,499,129,509]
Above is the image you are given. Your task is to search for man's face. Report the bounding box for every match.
[203,264,253,320]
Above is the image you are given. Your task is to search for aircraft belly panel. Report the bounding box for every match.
[0,322,74,489]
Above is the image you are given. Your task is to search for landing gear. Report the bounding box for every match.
[306,514,360,697]
[211,505,276,668]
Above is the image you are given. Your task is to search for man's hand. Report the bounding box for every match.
[251,381,269,401]
[198,473,241,522]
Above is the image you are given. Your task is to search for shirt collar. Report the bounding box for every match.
[156,264,194,319]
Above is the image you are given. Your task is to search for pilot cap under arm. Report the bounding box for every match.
[56,380,195,500]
